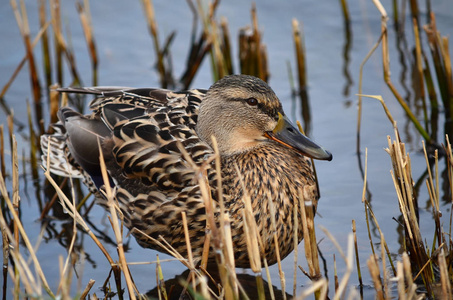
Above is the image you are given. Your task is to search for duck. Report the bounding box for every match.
[41,74,332,268]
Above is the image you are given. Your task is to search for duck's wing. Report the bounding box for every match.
[44,87,214,195]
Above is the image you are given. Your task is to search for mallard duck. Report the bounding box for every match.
[41,74,332,268]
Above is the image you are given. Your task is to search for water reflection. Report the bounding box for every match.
[341,4,353,98]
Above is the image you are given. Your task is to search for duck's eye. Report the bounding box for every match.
[246,98,258,106]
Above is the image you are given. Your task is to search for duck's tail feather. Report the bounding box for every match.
[40,124,84,178]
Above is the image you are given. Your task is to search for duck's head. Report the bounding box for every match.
[196,75,332,161]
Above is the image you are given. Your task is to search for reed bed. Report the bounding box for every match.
[1,0,453,299]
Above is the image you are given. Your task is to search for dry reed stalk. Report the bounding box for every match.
[0,125,4,185]
[0,152,55,297]
[0,20,50,100]
[423,143,443,247]
[140,0,168,88]
[445,136,453,252]
[50,0,81,86]
[26,102,39,180]
[80,279,96,299]
[181,211,196,292]
[39,177,68,220]
[367,255,384,300]
[10,0,42,106]
[296,278,328,300]
[340,0,350,24]
[209,17,227,81]
[238,4,268,81]
[356,31,384,153]
[386,127,434,296]
[352,220,363,287]
[362,145,396,276]
[402,253,419,299]
[296,121,320,198]
[375,0,431,142]
[220,17,233,74]
[438,249,452,299]
[299,191,321,281]
[396,260,406,300]
[352,148,368,291]
[267,194,286,299]
[49,84,60,125]
[333,254,338,292]
[50,0,63,84]
[77,1,98,86]
[42,149,115,267]
[292,19,307,95]
[38,0,51,89]
[55,178,79,296]
[362,200,396,276]
[237,168,265,300]
[424,12,453,117]
[319,228,353,300]
[0,219,36,297]
[155,255,168,300]
[250,4,267,81]
[11,137,19,288]
[193,0,226,83]
[380,234,390,299]
[412,18,428,129]
[97,141,137,300]
[177,140,242,299]
[292,202,299,297]
[57,255,72,298]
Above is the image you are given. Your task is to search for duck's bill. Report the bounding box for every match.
[264,113,332,161]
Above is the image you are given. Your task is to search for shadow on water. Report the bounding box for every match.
[145,268,292,300]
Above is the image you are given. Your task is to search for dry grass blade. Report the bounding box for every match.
[0,144,55,297]
[320,228,353,300]
[97,140,137,300]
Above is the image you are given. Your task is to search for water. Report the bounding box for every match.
[1,0,453,298]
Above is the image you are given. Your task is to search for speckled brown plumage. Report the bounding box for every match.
[41,75,332,268]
